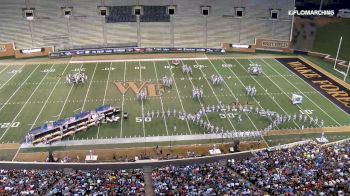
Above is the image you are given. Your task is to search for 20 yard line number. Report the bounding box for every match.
[0,122,20,128]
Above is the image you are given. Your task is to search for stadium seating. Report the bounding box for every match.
[0,140,349,195]
[152,163,263,195]
[49,169,145,195]
[0,0,293,49]
[229,141,350,195]
[0,169,63,195]
[140,6,170,22]
[106,6,136,23]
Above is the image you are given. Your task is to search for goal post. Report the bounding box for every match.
[332,36,350,81]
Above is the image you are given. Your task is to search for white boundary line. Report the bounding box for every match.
[80,62,99,112]
[268,58,343,125]
[0,65,25,91]
[0,64,10,75]
[57,64,84,119]
[0,63,55,142]
[180,60,211,123]
[166,60,192,134]
[152,61,169,136]
[0,64,41,113]
[203,57,266,134]
[138,61,146,138]
[193,59,237,132]
[249,58,325,127]
[97,62,112,138]
[227,58,301,129]
[120,62,127,137]
[28,63,71,130]
[12,63,71,161]
[70,57,209,64]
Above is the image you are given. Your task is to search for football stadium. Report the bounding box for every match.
[0,0,350,195]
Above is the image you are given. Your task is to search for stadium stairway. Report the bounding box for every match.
[143,166,155,196]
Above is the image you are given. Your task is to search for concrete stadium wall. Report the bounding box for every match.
[0,0,293,50]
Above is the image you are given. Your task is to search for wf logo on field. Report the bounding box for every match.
[115,81,165,97]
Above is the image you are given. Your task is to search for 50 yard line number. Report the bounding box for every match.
[135,117,152,122]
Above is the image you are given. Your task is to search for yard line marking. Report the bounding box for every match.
[138,61,146,138]
[229,58,301,129]
[0,64,10,75]
[194,59,237,132]
[180,60,211,123]
[267,58,342,125]
[57,64,84,119]
[0,65,25,91]
[97,62,112,139]
[28,63,71,130]
[81,62,99,112]
[120,62,127,138]
[166,60,192,134]
[249,58,324,127]
[71,57,209,64]
[204,57,263,132]
[0,63,55,142]
[152,61,169,136]
[0,64,41,113]
[13,63,70,161]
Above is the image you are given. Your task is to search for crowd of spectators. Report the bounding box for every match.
[49,169,145,195]
[0,140,349,195]
[229,141,350,195]
[0,169,63,195]
[152,162,262,195]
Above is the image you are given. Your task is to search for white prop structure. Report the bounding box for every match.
[292,94,303,105]
[65,72,87,85]
[248,63,263,75]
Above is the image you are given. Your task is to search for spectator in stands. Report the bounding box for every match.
[229,141,350,195]
[49,169,145,195]
[0,169,62,195]
[152,163,263,195]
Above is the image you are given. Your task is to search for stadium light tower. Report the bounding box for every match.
[319,0,324,10]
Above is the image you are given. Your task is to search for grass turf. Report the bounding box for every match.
[313,19,350,61]
[0,57,349,147]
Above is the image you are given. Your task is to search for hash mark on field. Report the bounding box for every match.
[229,58,301,129]
[152,61,169,136]
[97,62,112,139]
[57,63,84,119]
[205,58,262,133]
[0,63,55,144]
[138,61,146,139]
[1,91,320,106]
[120,62,127,138]
[167,60,192,134]
[0,64,40,114]
[194,59,237,132]
[0,75,299,87]
[28,63,70,130]
[268,58,342,125]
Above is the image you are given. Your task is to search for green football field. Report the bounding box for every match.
[0,56,350,147]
